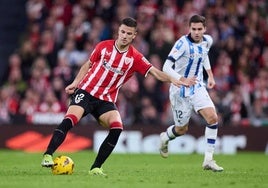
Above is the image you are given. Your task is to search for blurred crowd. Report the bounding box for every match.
[0,0,268,127]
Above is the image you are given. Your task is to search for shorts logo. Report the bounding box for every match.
[75,93,85,104]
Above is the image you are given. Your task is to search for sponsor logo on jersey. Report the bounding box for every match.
[103,60,124,75]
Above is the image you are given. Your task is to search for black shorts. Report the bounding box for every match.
[69,89,117,120]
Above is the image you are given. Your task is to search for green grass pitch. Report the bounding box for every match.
[0,150,267,188]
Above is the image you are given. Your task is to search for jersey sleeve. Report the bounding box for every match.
[162,38,185,79]
[133,50,152,77]
[89,42,102,63]
[203,35,213,70]
[167,38,185,62]
[203,34,213,49]
[203,56,211,70]
[163,59,182,79]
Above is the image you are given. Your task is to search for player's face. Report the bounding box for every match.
[117,24,137,47]
[189,22,206,43]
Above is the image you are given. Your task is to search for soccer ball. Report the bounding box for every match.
[51,155,74,175]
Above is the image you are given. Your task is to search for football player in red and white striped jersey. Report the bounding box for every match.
[41,17,191,175]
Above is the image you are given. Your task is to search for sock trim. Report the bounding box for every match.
[110,122,123,129]
[207,123,218,129]
[172,126,181,137]
[65,114,78,125]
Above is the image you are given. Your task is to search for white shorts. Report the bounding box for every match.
[169,86,215,127]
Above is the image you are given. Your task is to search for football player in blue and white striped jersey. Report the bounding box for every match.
[159,14,223,172]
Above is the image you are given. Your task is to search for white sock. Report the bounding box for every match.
[162,125,178,142]
[204,123,218,161]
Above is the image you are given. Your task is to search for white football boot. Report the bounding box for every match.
[159,132,169,158]
[202,160,224,172]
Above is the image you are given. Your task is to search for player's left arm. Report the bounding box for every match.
[205,69,215,89]
[203,56,215,89]
[203,55,215,89]
[203,35,215,89]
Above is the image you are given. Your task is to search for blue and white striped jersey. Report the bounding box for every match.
[163,34,213,97]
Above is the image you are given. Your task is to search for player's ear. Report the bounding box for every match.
[132,31,137,40]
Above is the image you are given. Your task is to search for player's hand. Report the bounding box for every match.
[65,83,77,94]
[207,77,215,89]
[180,77,197,87]
[171,77,185,87]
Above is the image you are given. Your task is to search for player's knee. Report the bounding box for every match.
[206,115,218,125]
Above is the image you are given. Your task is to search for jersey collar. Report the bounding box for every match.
[187,34,206,43]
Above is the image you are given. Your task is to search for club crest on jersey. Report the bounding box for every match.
[74,93,84,104]
[124,57,132,65]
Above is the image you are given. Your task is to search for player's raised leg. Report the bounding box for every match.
[159,125,183,158]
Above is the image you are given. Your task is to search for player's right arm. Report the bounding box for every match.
[163,60,196,86]
[65,59,92,94]
[163,39,196,87]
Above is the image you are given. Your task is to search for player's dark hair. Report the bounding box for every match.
[189,15,206,27]
[121,17,137,28]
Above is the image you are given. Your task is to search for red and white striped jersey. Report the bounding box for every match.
[78,40,152,102]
